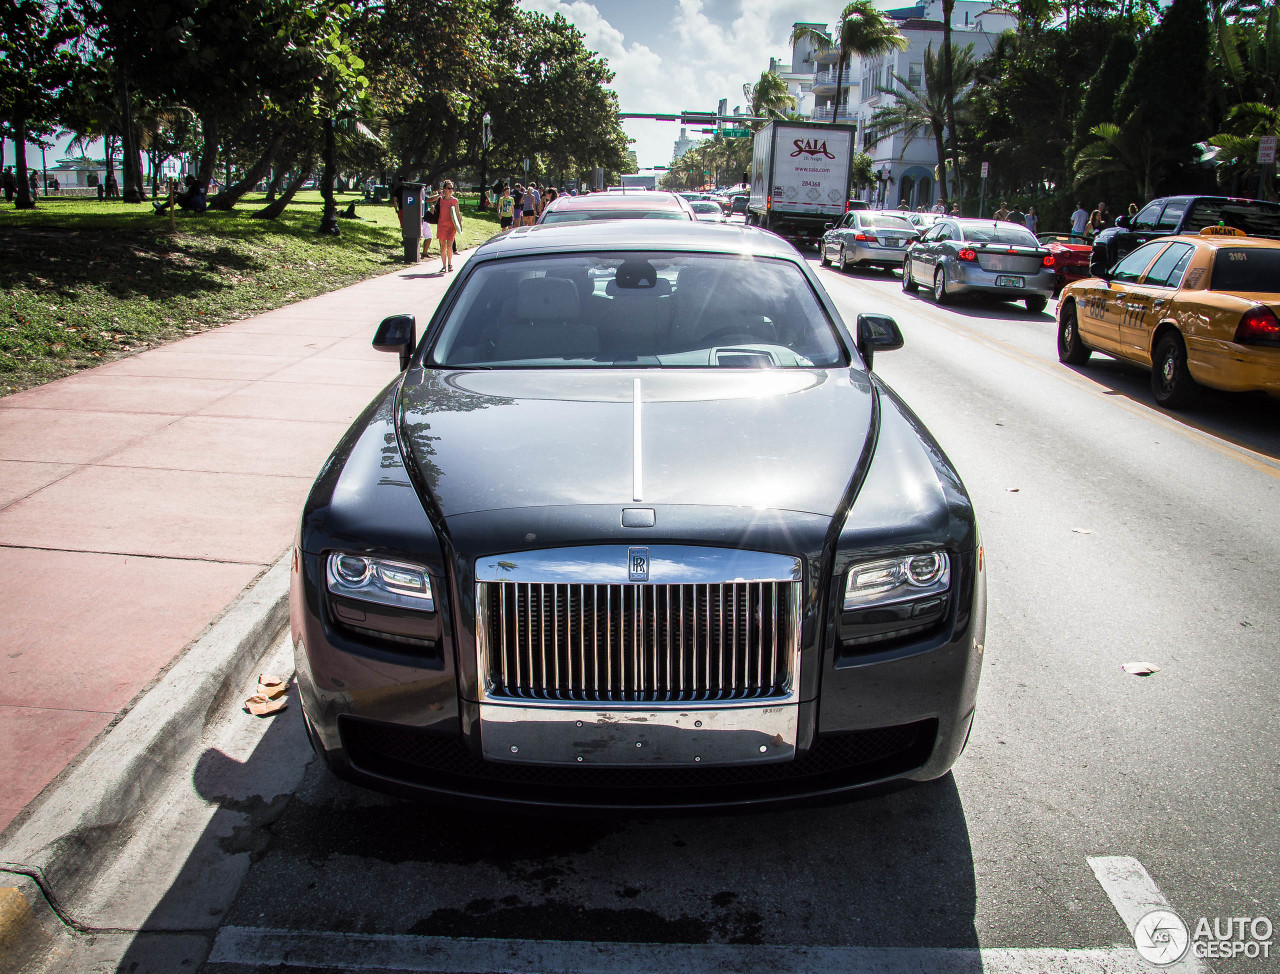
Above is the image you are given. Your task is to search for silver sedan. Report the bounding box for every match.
[902,217,1057,313]
[821,211,918,274]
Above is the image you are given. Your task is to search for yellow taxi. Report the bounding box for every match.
[1055,226,1280,408]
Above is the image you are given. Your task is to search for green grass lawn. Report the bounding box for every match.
[0,189,500,396]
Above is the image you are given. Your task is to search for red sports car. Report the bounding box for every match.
[1037,233,1091,294]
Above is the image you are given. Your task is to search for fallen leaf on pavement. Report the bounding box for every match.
[1006,487,1020,493]
[1123,661,1161,676]
[244,693,288,716]
[257,674,288,699]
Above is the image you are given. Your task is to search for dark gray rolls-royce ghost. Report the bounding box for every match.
[290,220,986,810]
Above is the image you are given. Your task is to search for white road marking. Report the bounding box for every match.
[209,926,1158,973]
[1089,855,1210,974]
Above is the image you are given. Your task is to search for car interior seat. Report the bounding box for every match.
[490,276,598,361]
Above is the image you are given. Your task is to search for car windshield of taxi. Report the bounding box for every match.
[1056,226,1280,408]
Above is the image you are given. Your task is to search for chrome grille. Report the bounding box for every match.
[478,580,800,703]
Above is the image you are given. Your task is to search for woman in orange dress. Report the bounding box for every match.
[436,180,462,272]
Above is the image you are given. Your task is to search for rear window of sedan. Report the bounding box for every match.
[860,214,916,233]
[960,225,1039,246]
[540,207,689,224]
[429,252,849,368]
[1183,200,1280,237]
[1210,248,1280,293]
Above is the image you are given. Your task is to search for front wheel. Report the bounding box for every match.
[1152,332,1199,409]
[820,242,831,267]
[1057,302,1090,364]
[933,267,951,305]
[902,259,918,292]
[1025,293,1048,314]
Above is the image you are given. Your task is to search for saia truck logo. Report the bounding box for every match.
[790,138,836,159]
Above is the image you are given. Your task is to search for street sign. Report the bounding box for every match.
[721,128,751,138]
[980,161,990,178]
[1258,135,1277,164]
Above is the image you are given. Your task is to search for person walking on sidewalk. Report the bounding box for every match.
[436,180,462,272]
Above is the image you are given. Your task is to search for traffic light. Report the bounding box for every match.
[681,110,717,126]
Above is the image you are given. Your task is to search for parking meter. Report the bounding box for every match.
[397,181,425,262]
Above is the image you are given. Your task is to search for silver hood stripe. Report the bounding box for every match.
[633,377,643,502]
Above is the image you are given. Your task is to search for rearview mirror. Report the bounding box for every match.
[856,313,904,372]
[373,314,416,371]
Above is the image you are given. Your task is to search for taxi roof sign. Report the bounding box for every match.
[1200,225,1247,236]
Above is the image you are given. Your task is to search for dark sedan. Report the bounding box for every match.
[290,221,986,810]
[903,217,1056,312]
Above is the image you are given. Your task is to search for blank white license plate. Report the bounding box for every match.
[996,275,1025,287]
[881,238,901,247]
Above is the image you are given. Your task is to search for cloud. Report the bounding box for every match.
[520,0,846,167]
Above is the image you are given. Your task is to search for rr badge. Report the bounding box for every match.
[628,547,650,582]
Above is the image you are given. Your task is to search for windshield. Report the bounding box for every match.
[540,208,687,224]
[429,252,849,368]
[691,202,721,214]
[1211,248,1280,292]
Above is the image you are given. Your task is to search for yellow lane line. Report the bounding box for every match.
[819,267,1280,482]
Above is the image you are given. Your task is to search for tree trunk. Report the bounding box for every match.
[318,118,339,234]
[253,154,314,220]
[14,114,35,209]
[942,0,958,203]
[197,114,220,186]
[932,123,949,205]
[832,56,846,124]
[265,165,285,201]
[209,130,284,210]
[118,70,145,202]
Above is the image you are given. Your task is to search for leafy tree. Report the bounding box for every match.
[1075,107,1175,196]
[742,70,796,123]
[792,1,907,128]
[1209,102,1280,197]
[0,0,83,209]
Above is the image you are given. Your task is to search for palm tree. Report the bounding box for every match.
[869,43,978,204]
[1209,101,1280,198]
[742,70,797,124]
[941,0,959,195]
[792,1,908,125]
[1074,108,1173,199]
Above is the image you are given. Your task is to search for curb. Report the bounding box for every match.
[0,550,291,927]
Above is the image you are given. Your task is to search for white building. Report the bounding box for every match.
[672,127,701,163]
[771,3,1016,208]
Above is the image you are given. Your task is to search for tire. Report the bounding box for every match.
[1025,293,1048,314]
[902,258,918,292]
[1057,302,1090,364]
[1152,332,1199,409]
[839,245,850,273]
[820,243,831,267]
[933,267,951,305]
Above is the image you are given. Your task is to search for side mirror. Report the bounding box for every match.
[373,313,416,371]
[856,313,904,372]
[824,222,834,231]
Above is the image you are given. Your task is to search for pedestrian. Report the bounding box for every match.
[521,181,537,226]
[105,173,118,198]
[435,179,462,273]
[1008,203,1026,226]
[1085,208,1104,241]
[931,199,945,213]
[994,201,1010,221]
[421,186,441,259]
[1116,202,1138,230]
[2,166,15,202]
[1070,201,1089,241]
[1096,201,1112,230]
[1025,205,1039,235]
[497,183,515,229]
[28,171,39,200]
[950,203,960,215]
[51,176,60,195]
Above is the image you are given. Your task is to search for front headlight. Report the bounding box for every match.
[326,552,435,611]
[845,551,950,611]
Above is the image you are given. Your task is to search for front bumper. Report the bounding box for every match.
[290,542,985,810]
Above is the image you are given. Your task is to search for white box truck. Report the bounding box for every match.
[747,121,857,249]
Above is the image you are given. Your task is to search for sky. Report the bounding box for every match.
[519,0,852,170]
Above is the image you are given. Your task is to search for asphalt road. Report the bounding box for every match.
[48,259,1280,974]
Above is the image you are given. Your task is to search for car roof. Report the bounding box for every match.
[550,191,687,210]
[473,220,802,260]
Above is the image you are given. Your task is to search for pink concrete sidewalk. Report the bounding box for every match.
[0,259,457,832]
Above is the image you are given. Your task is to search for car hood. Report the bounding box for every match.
[396,368,874,520]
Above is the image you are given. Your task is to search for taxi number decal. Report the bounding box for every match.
[1084,294,1109,319]
[1121,302,1147,330]
[1228,251,1248,261]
